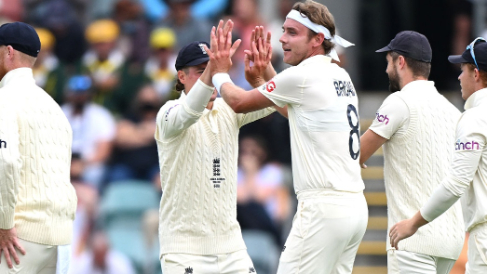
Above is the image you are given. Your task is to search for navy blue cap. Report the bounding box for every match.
[376,31,432,63]
[175,41,210,71]
[67,75,92,93]
[0,22,41,57]
[448,39,487,72]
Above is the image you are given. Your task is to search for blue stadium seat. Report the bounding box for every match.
[242,229,280,274]
[99,181,161,274]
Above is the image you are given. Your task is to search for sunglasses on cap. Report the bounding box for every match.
[466,37,487,70]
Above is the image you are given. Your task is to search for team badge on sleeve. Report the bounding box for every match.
[266,81,276,92]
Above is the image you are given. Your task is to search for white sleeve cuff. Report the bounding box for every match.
[184,79,215,113]
[420,184,460,222]
[212,73,233,94]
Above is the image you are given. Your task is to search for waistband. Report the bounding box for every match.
[296,188,364,201]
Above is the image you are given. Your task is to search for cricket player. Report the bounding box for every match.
[360,30,465,274]
[390,37,487,274]
[0,22,77,273]
[204,1,368,273]
[155,20,281,274]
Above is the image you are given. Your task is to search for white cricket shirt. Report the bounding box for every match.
[258,55,364,194]
[369,81,464,259]
[430,88,487,232]
[155,80,275,255]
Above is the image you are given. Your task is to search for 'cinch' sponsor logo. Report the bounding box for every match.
[456,139,480,150]
[375,112,389,125]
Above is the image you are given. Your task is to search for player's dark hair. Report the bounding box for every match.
[391,51,431,79]
[292,0,335,55]
[175,67,189,93]
[464,63,487,87]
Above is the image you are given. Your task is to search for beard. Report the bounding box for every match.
[388,65,401,93]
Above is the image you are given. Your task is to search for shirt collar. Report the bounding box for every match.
[298,55,332,67]
[0,67,35,87]
[464,87,487,110]
[400,80,436,93]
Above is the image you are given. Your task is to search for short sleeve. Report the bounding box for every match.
[441,110,485,197]
[368,93,409,140]
[258,67,303,107]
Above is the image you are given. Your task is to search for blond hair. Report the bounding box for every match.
[292,0,336,55]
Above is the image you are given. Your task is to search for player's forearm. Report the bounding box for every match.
[220,82,245,111]
[185,79,214,114]
[158,80,214,139]
[359,130,387,166]
[264,62,277,82]
[199,61,214,89]
[409,211,430,230]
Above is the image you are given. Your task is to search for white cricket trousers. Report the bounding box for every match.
[0,238,70,274]
[466,222,487,274]
[161,249,256,274]
[387,250,456,274]
[276,189,368,274]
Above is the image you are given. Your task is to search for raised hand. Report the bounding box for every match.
[244,26,274,87]
[204,19,241,76]
[244,26,272,63]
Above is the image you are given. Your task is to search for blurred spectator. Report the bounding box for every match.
[105,85,161,186]
[70,153,99,260]
[230,0,266,61]
[226,0,267,90]
[156,0,212,51]
[140,0,229,23]
[62,75,116,188]
[144,27,178,100]
[0,0,23,21]
[113,0,152,63]
[237,135,291,228]
[27,0,87,64]
[240,112,292,165]
[33,27,66,104]
[82,19,146,115]
[451,0,473,56]
[69,230,136,274]
[88,0,118,21]
[25,0,90,25]
[83,19,124,103]
[236,135,291,246]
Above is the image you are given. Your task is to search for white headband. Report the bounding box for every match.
[286,9,354,62]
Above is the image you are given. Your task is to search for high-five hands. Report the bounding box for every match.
[203,20,241,76]
[244,26,273,86]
